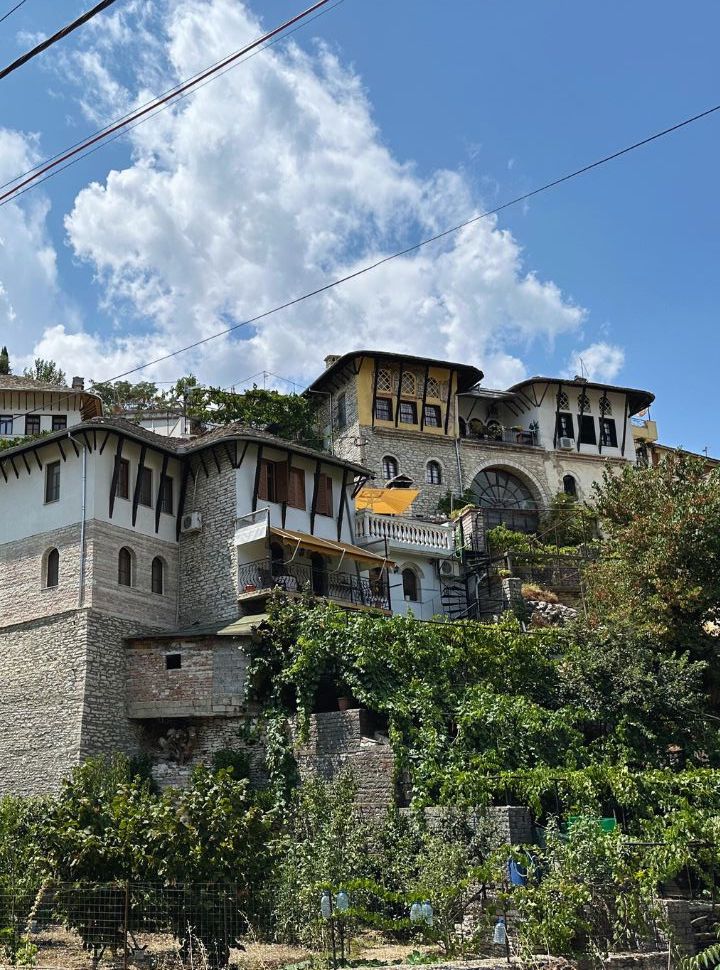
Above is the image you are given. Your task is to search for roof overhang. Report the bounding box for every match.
[306,350,483,395]
[508,376,655,417]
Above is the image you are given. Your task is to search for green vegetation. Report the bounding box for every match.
[22,358,66,385]
[0,346,9,375]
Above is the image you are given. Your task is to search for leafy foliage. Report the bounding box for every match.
[0,346,9,375]
[22,358,66,385]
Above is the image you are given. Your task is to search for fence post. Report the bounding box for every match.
[123,880,130,970]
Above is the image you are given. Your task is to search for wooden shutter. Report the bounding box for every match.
[317,474,333,516]
[289,467,306,509]
[274,461,289,503]
[257,459,270,501]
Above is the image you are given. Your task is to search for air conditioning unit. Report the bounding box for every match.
[559,436,574,450]
[438,559,461,578]
[181,511,202,534]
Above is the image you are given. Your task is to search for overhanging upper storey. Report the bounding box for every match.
[307,350,483,395]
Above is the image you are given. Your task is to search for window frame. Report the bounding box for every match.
[45,548,59,588]
[402,568,419,602]
[315,473,333,517]
[599,417,618,448]
[562,474,578,498]
[117,458,130,500]
[578,414,597,446]
[374,397,393,422]
[398,400,418,424]
[151,556,164,595]
[45,460,61,503]
[159,475,174,515]
[118,547,134,587]
[382,456,398,480]
[556,413,575,440]
[426,461,442,485]
[288,467,306,510]
[0,415,13,435]
[25,415,40,436]
[51,415,67,432]
[138,466,153,507]
[423,404,442,428]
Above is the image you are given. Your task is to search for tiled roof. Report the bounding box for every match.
[0,374,96,394]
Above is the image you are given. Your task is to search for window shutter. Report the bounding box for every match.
[275,461,289,503]
[289,468,306,509]
[257,460,270,501]
[324,475,333,516]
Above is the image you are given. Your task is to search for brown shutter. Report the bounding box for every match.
[257,459,270,501]
[275,461,289,503]
[319,474,333,516]
[289,467,306,509]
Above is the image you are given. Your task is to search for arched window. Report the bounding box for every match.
[151,556,164,595]
[402,568,418,602]
[118,547,133,587]
[401,372,416,396]
[563,474,578,498]
[426,461,442,485]
[382,456,398,480]
[46,548,59,588]
[470,468,539,532]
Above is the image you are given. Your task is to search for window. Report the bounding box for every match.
[423,404,442,427]
[557,391,569,410]
[599,396,612,416]
[577,391,591,413]
[151,556,164,595]
[165,653,181,670]
[0,415,12,434]
[400,372,416,396]
[374,397,393,421]
[315,473,333,517]
[402,568,418,602]
[336,393,347,430]
[600,418,618,448]
[399,401,417,424]
[426,376,441,399]
[138,467,153,507]
[556,413,575,440]
[117,458,130,500]
[382,456,398,480]
[377,368,394,393]
[118,547,133,587]
[563,475,577,498]
[578,415,597,445]
[45,548,59,588]
[258,459,289,503]
[45,461,60,503]
[51,415,67,432]
[288,467,306,509]
[160,475,174,514]
[25,415,40,436]
[426,461,442,485]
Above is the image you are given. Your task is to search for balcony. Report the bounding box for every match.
[461,424,540,448]
[355,510,455,554]
[237,558,390,612]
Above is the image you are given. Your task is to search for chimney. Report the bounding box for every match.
[324,355,340,369]
[72,376,85,390]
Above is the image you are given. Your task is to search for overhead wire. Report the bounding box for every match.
[0,0,29,26]
[0,0,120,81]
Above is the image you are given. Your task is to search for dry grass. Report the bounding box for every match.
[521,583,559,603]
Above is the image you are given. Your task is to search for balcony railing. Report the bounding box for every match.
[461,427,540,447]
[238,559,390,611]
[355,511,454,552]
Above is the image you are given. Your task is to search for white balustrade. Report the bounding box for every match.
[355,511,454,551]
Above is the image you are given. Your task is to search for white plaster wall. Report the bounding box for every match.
[389,551,445,620]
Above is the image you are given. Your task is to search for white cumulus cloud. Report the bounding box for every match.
[565,342,625,383]
[36,0,594,389]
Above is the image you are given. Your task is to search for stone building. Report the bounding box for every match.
[307,350,654,618]
[0,415,389,796]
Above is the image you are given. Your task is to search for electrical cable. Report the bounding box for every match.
[0,0,335,201]
[0,0,120,81]
[0,0,29,26]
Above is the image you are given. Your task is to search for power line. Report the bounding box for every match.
[0,0,336,201]
[0,0,29,26]
[0,0,120,81]
[90,101,720,386]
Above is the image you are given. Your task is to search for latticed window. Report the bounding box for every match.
[401,372,416,396]
[374,398,393,421]
[558,391,569,410]
[382,456,398,479]
[599,396,612,416]
[377,369,394,393]
[426,377,441,399]
[577,391,591,413]
[399,401,417,424]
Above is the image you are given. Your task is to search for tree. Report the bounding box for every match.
[23,358,66,385]
[184,384,321,445]
[90,379,160,411]
[586,452,720,676]
[0,347,9,375]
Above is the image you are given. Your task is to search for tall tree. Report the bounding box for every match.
[0,346,10,375]
[23,358,66,385]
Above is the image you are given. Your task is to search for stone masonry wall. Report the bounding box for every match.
[178,452,239,626]
[0,524,83,628]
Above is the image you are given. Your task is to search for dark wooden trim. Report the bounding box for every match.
[337,468,350,541]
[99,430,112,454]
[370,356,380,428]
[211,446,221,475]
[553,383,563,449]
[237,440,250,469]
[251,445,264,513]
[33,451,42,472]
[351,474,368,499]
[131,444,148,527]
[621,395,629,456]
[56,439,66,462]
[21,452,31,475]
[419,363,430,431]
[92,429,97,451]
[281,450,292,529]
[223,442,235,468]
[310,458,322,535]
[175,463,192,541]
[80,430,93,452]
[0,461,6,483]
[394,360,405,428]
[576,388,587,453]
[197,452,209,479]
[68,437,80,458]
[9,457,18,479]
[443,371,455,434]
[155,453,169,533]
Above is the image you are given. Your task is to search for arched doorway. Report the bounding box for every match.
[469,468,539,533]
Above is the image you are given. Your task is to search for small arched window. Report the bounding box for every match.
[46,548,59,588]
[402,568,418,602]
[151,556,164,595]
[118,547,133,587]
[426,461,442,485]
[382,456,398,480]
[563,474,578,498]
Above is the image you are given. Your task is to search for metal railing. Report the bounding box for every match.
[462,427,540,447]
[238,559,390,611]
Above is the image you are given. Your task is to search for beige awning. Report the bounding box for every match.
[270,526,393,568]
[355,487,419,515]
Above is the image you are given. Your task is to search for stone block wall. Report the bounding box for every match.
[179,452,239,626]
[0,524,83,628]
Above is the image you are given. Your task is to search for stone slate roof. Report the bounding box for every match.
[0,374,98,395]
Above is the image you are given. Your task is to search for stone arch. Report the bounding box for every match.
[466,461,549,534]
[466,459,549,509]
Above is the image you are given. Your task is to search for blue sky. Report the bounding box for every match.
[0,0,718,453]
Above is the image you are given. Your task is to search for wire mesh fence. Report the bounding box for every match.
[0,882,274,970]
